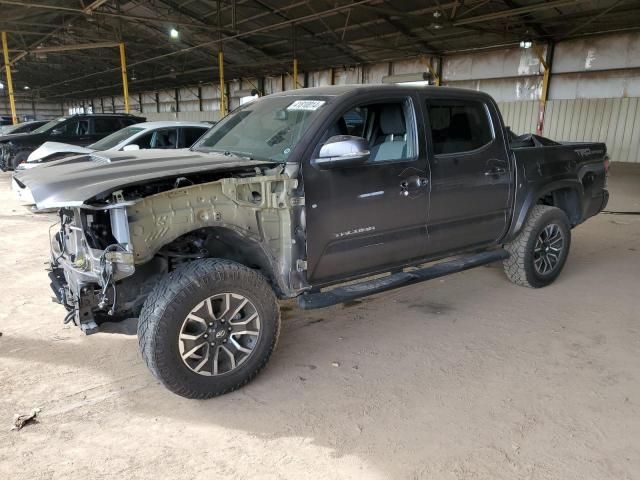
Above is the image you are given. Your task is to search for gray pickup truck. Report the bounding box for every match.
[16,85,609,398]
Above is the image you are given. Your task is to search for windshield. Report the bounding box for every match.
[193,96,329,161]
[89,126,145,151]
[0,124,22,134]
[32,117,68,134]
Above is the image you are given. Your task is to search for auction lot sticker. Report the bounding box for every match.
[287,100,326,111]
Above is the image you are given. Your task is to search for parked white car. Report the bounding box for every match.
[17,121,210,170]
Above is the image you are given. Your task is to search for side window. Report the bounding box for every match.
[151,128,178,149]
[132,131,153,149]
[55,120,78,136]
[93,117,121,135]
[323,100,416,163]
[427,100,493,155]
[342,107,367,137]
[181,127,207,147]
[58,119,89,136]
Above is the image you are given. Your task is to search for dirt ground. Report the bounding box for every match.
[0,164,638,480]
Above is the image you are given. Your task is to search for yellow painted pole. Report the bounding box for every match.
[425,56,440,86]
[119,42,130,114]
[533,44,551,135]
[218,48,226,116]
[1,32,18,125]
[293,57,298,89]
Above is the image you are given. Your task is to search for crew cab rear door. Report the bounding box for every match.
[302,93,430,284]
[421,95,512,255]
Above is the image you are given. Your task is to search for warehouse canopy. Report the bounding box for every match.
[1,0,639,98]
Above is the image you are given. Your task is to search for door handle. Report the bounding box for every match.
[484,167,506,176]
[400,176,428,197]
[400,176,429,189]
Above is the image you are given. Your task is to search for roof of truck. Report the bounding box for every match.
[271,84,494,101]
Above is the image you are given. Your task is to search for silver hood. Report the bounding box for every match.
[13,149,277,210]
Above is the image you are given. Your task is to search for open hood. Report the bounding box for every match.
[27,141,94,162]
[13,149,277,210]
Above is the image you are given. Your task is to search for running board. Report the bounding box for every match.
[297,249,509,310]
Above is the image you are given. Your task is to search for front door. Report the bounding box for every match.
[422,96,512,255]
[303,95,430,284]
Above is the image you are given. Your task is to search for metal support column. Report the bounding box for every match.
[217,0,226,117]
[534,42,553,135]
[119,42,130,114]
[292,24,298,89]
[425,56,441,86]
[1,32,18,124]
[218,49,226,116]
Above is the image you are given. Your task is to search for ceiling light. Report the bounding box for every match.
[0,81,4,89]
[519,40,533,49]
[170,28,179,39]
[430,23,443,30]
[433,10,442,18]
[23,85,30,90]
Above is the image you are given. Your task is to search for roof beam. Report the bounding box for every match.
[453,0,591,27]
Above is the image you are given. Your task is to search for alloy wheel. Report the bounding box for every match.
[533,223,564,275]
[178,293,261,376]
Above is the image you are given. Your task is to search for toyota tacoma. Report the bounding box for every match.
[16,85,609,398]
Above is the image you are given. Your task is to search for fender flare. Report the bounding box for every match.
[507,179,584,241]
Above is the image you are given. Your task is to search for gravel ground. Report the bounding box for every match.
[0,164,638,480]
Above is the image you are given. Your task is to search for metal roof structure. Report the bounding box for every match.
[1,0,639,100]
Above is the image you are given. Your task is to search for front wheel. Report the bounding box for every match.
[137,259,281,398]
[503,205,571,288]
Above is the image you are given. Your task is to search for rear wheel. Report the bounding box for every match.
[137,259,280,398]
[503,205,571,288]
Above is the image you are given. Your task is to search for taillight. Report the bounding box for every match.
[604,156,610,175]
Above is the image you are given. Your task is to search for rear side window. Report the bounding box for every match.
[93,117,122,134]
[427,100,493,155]
[181,127,208,147]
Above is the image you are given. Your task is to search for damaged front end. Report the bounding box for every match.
[49,202,137,334]
[48,165,309,335]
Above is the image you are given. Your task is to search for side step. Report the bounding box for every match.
[297,249,509,310]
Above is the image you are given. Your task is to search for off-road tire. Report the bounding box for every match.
[503,205,571,288]
[137,258,280,399]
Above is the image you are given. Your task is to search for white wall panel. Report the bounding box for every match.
[545,98,640,163]
[497,100,538,135]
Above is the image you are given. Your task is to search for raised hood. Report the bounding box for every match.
[14,149,277,210]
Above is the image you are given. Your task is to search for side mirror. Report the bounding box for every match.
[312,135,370,170]
[122,144,140,151]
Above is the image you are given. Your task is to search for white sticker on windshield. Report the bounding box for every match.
[286,100,325,111]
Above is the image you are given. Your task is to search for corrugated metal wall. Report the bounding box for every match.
[545,98,640,163]
[142,111,216,122]
[497,100,538,135]
[496,98,640,163]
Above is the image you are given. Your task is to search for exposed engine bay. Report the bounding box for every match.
[49,163,307,334]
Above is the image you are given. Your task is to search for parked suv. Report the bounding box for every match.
[18,85,609,399]
[0,113,145,170]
